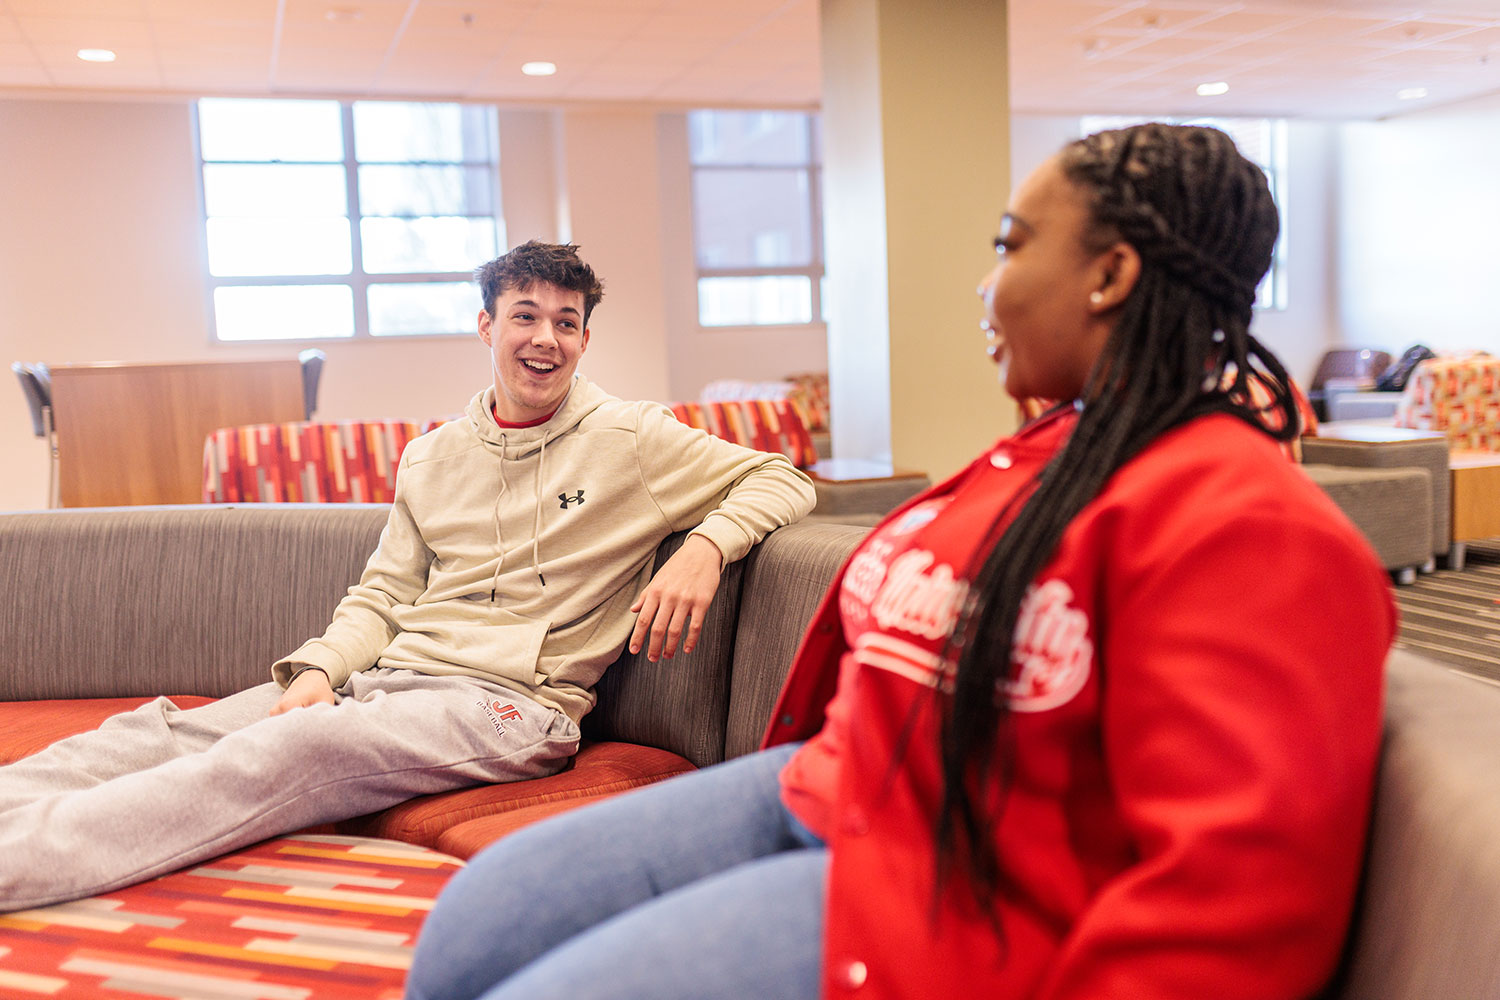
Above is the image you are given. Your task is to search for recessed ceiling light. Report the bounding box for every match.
[76,48,116,63]
[521,61,557,76]
[1397,87,1428,100]
[1196,81,1229,97]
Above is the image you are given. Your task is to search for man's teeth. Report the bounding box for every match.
[523,360,556,372]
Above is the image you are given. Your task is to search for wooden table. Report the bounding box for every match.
[1449,450,1500,568]
[49,359,305,507]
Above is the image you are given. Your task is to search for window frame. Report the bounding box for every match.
[195,98,503,343]
[688,109,825,330]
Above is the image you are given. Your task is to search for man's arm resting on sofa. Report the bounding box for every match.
[628,534,724,663]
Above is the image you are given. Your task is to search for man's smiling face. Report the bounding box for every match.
[479,280,591,423]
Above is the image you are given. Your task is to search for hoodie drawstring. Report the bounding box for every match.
[533,433,547,587]
[490,428,549,600]
[490,432,508,602]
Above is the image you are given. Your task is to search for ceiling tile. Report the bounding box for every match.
[16,16,155,46]
[6,0,147,15]
[145,0,277,20]
[0,65,51,85]
[156,45,269,70]
[0,39,40,65]
[150,20,275,47]
[280,0,411,29]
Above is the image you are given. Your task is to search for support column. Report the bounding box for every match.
[820,0,1014,481]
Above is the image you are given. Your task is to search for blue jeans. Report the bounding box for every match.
[406,742,826,1000]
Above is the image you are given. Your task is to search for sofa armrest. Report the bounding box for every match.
[1330,651,1500,998]
[723,521,868,759]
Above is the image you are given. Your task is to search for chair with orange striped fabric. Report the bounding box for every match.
[668,398,820,470]
[203,419,428,503]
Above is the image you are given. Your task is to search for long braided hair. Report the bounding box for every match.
[935,124,1291,911]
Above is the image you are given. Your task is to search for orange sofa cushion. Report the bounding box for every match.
[337,740,695,849]
[436,792,629,859]
[0,696,217,765]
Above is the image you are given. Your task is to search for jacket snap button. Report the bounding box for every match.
[843,807,870,836]
[842,959,868,989]
[990,450,1013,469]
[780,713,795,727]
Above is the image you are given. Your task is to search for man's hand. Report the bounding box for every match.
[629,534,724,662]
[270,667,336,716]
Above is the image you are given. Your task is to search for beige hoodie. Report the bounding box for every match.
[273,376,815,722]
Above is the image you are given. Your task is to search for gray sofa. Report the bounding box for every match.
[0,504,1493,997]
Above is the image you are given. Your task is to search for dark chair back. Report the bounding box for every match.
[298,349,326,420]
[10,362,51,438]
[1312,349,1393,390]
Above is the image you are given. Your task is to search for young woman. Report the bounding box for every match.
[405,124,1395,1000]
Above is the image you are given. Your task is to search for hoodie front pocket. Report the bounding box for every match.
[383,602,551,685]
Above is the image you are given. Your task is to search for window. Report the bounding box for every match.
[688,110,824,327]
[197,98,502,341]
[1079,116,1287,310]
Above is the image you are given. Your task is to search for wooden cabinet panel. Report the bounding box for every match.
[50,360,305,507]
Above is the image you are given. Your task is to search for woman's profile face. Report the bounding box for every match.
[978,156,1115,404]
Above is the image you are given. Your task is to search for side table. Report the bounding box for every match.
[1449,451,1500,570]
[805,458,930,524]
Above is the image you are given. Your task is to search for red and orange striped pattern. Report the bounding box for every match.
[203,421,429,503]
[668,399,819,469]
[0,834,461,999]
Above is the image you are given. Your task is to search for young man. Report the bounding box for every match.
[0,241,815,911]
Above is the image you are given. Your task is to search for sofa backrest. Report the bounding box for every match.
[0,504,769,771]
[723,521,867,759]
[1327,650,1500,998]
[582,530,748,769]
[0,504,389,700]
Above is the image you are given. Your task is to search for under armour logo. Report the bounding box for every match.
[559,490,585,509]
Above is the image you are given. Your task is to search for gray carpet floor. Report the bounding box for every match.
[1393,539,1500,683]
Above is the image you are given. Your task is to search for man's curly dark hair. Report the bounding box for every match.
[475,240,605,325]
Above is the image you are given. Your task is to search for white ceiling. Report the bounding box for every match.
[1,0,1497,120]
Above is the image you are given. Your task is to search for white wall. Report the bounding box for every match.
[1337,92,1500,359]
[1011,114,1342,388]
[1251,120,1341,388]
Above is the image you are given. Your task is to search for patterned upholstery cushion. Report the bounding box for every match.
[0,833,460,998]
[1395,355,1500,451]
[669,399,819,469]
[203,420,428,503]
[784,372,831,433]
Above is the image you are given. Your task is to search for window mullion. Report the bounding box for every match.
[341,103,372,338]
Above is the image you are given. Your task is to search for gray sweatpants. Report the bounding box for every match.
[0,668,580,911]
